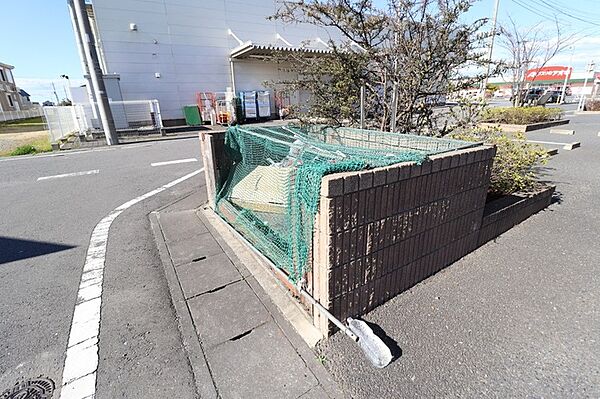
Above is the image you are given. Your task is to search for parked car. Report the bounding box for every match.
[510,88,545,104]
[545,90,562,103]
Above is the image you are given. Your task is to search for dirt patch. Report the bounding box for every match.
[0,130,50,155]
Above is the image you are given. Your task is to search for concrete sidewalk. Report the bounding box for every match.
[150,192,343,399]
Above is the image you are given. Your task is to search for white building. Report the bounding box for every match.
[72,0,336,124]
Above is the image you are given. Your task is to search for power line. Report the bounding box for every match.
[510,0,563,23]
[540,0,600,20]
[513,0,600,27]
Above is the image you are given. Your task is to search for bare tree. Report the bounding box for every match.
[498,17,575,107]
[269,0,499,135]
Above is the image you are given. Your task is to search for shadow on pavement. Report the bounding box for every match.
[0,236,76,265]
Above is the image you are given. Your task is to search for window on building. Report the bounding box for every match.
[6,69,14,83]
[7,94,14,107]
[0,69,5,81]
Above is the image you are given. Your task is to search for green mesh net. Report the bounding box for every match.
[215,124,476,283]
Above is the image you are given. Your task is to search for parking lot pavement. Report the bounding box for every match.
[317,112,600,398]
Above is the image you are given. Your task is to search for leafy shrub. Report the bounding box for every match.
[10,145,37,156]
[451,129,549,195]
[585,99,600,111]
[480,106,563,125]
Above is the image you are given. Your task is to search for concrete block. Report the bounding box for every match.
[373,169,387,186]
[420,160,432,175]
[431,157,443,172]
[187,280,270,347]
[449,153,460,168]
[550,128,575,135]
[397,165,412,180]
[358,171,373,190]
[441,155,452,171]
[386,166,399,184]
[207,322,318,399]
[410,164,423,178]
[563,142,580,150]
[546,148,559,156]
[466,150,477,164]
[177,253,242,299]
[323,176,344,197]
[167,232,223,266]
[343,174,359,194]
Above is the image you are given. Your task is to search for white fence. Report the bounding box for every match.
[44,100,162,142]
[0,107,43,122]
[44,106,81,143]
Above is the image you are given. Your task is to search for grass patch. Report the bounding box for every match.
[0,116,44,127]
[10,145,37,156]
[480,106,563,125]
[2,137,52,157]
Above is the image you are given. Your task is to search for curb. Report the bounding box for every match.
[149,211,219,399]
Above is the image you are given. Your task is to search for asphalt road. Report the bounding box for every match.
[0,138,205,397]
[319,112,600,397]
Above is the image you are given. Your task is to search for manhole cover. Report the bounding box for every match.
[1,377,55,399]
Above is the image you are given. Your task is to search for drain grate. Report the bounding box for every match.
[1,377,55,399]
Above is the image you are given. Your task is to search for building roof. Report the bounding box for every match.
[0,62,15,69]
[19,89,30,97]
[230,42,332,59]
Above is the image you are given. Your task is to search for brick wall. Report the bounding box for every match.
[311,145,497,334]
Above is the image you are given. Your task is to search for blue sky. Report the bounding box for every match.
[1,0,600,102]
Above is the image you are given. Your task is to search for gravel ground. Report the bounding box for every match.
[318,113,600,398]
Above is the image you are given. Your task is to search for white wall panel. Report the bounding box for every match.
[92,0,338,120]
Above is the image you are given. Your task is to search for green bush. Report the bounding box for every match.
[451,129,549,195]
[10,145,38,156]
[480,106,563,125]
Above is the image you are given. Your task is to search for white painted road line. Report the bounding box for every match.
[151,158,198,167]
[60,168,204,399]
[37,170,100,181]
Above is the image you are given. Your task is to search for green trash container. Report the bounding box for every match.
[183,105,202,126]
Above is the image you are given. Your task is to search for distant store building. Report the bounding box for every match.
[490,65,600,98]
[69,0,336,124]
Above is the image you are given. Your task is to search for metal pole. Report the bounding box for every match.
[559,67,570,104]
[52,82,60,105]
[360,85,365,129]
[67,0,99,119]
[578,61,594,111]
[390,83,398,132]
[71,0,119,145]
[480,0,500,98]
[229,58,237,94]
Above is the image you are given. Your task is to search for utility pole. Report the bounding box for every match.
[479,0,500,98]
[51,82,60,105]
[360,85,365,129]
[71,0,119,145]
[577,61,595,111]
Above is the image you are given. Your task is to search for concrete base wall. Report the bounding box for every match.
[478,186,555,247]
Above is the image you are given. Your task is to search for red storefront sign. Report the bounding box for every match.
[525,66,572,81]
